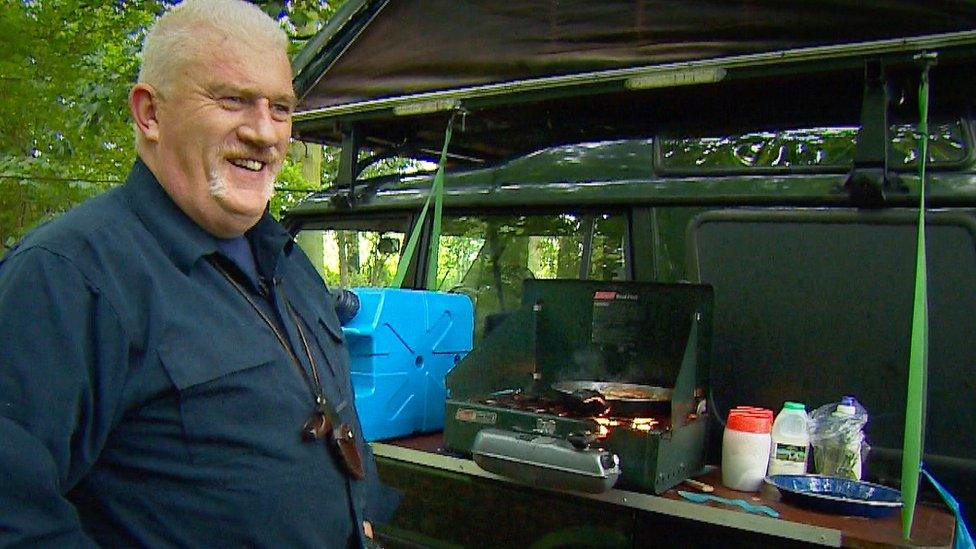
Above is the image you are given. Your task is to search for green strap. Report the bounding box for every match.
[425,122,448,290]
[389,116,454,289]
[901,56,934,540]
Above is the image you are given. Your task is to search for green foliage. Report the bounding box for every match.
[260,0,341,55]
[296,227,404,289]
[1,0,346,248]
[358,151,435,181]
[0,0,164,247]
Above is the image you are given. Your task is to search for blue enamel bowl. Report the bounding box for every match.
[765,474,903,518]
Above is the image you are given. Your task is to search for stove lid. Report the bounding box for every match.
[446,279,713,415]
[523,280,713,389]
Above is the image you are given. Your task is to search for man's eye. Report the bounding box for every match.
[271,103,294,120]
[219,96,246,109]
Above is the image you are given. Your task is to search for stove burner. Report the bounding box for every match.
[478,393,575,416]
[476,391,665,433]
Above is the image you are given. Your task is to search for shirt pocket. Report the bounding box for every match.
[158,326,285,465]
[312,312,354,400]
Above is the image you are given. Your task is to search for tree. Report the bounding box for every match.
[0,0,345,247]
[0,0,164,247]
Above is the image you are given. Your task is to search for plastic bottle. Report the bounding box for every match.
[722,407,774,491]
[768,401,810,476]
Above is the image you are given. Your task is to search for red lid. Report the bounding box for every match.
[727,409,773,433]
[731,406,774,420]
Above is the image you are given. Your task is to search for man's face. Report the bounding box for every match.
[150,36,295,237]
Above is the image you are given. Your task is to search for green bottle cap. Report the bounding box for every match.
[784,401,806,411]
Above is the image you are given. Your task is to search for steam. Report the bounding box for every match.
[552,347,669,387]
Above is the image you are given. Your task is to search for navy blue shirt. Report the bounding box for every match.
[0,160,385,547]
[216,235,261,289]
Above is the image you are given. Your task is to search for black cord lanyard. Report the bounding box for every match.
[208,256,366,480]
[208,258,339,434]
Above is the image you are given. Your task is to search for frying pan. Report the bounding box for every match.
[552,381,672,417]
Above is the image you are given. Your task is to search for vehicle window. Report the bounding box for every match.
[295,217,408,289]
[659,120,969,171]
[436,212,628,341]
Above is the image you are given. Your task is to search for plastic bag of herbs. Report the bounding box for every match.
[808,397,870,480]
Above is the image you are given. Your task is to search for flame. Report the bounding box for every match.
[631,417,656,432]
[593,416,659,438]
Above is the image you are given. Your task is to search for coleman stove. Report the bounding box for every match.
[443,279,713,494]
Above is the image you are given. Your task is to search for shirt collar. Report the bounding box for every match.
[121,158,292,274]
[248,211,293,279]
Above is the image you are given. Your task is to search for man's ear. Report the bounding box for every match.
[130,83,161,142]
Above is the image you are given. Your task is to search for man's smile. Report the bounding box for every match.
[228,158,267,172]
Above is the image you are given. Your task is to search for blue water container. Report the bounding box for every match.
[343,288,474,441]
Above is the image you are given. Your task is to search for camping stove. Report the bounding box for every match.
[443,280,713,494]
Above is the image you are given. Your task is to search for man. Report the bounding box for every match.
[0,0,390,546]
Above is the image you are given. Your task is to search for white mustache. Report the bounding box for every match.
[207,148,280,200]
[221,147,281,165]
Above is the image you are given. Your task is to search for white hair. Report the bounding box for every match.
[138,0,289,95]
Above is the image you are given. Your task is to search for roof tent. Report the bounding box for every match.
[292,0,976,170]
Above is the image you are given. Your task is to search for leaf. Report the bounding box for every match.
[262,1,286,19]
[291,10,309,28]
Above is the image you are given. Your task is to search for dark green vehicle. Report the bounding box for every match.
[285,1,976,546]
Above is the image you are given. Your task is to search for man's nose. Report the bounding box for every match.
[238,99,280,147]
